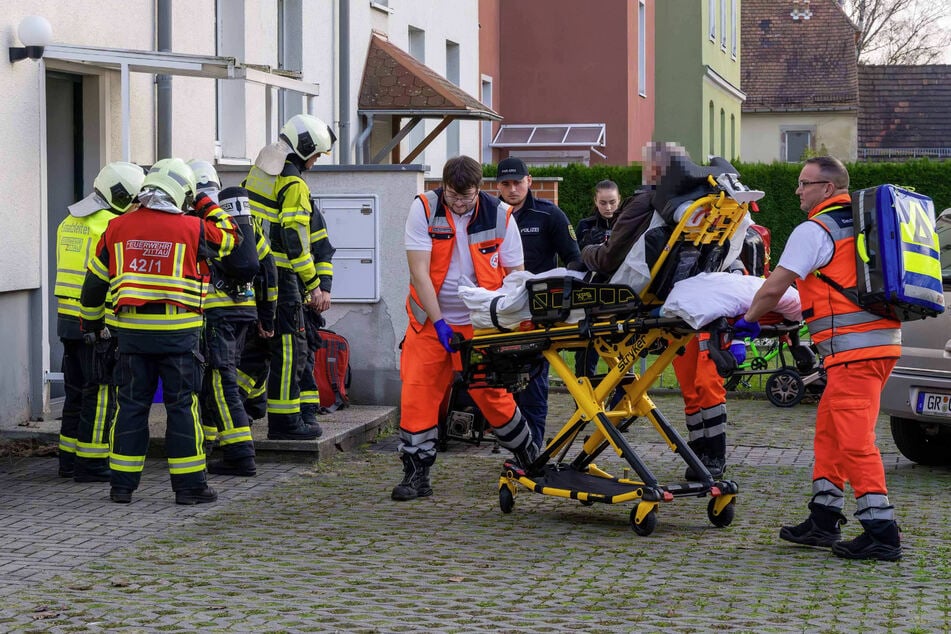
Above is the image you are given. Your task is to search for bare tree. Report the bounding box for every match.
[843,0,951,64]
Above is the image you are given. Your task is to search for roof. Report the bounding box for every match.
[741,0,860,112]
[358,33,500,120]
[858,64,951,155]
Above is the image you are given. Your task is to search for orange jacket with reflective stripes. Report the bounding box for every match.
[406,189,512,332]
[798,194,901,367]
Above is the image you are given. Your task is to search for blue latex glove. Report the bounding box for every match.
[733,317,761,340]
[433,319,456,353]
[729,340,747,365]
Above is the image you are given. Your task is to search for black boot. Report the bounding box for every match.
[267,417,323,440]
[684,439,709,482]
[175,485,219,505]
[58,452,75,478]
[511,440,541,476]
[832,519,902,561]
[207,456,257,477]
[780,502,847,548]
[391,453,434,501]
[73,457,111,483]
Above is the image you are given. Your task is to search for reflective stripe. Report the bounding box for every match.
[110,452,146,472]
[855,492,895,521]
[218,427,253,446]
[59,436,78,454]
[167,454,207,475]
[808,310,883,335]
[267,400,301,414]
[114,312,204,330]
[811,478,845,510]
[299,390,320,405]
[76,443,110,458]
[815,329,901,358]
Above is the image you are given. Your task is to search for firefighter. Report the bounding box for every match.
[740,155,903,561]
[54,161,144,482]
[80,158,238,505]
[393,155,538,501]
[242,114,337,440]
[189,160,277,478]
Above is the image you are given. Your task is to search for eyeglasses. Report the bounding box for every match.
[443,189,479,206]
[798,180,831,189]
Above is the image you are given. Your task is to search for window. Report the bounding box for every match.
[638,0,647,96]
[708,101,715,155]
[720,0,727,50]
[278,0,304,124]
[731,0,738,58]
[720,109,726,156]
[709,0,716,41]
[217,0,247,160]
[446,40,460,159]
[784,130,812,162]
[408,27,426,163]
[481,77,493,163]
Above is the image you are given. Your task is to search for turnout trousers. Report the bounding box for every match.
[110,350,207,492]
[203,313,256,461]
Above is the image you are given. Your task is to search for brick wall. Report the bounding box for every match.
[423,177,561,205]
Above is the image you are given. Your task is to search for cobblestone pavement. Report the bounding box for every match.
[0,392,949,633]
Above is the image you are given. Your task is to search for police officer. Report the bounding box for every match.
[242,114,337,440]
[497,157,581,447]
[80,158,238,505]
[54,161,144,482]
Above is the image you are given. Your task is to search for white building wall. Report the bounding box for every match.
[740,111,858,163]
[0,0,483,423]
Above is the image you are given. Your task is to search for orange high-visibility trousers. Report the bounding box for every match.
[813,358,896,498]
[672,336,726,412]
[399,321,517,435]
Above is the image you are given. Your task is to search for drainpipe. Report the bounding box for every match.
[156,0,172,159]
[338,0,350,164]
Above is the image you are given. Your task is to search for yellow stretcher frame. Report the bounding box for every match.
[458,173,755,536]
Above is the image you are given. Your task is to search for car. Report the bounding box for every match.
[880,207,951,466]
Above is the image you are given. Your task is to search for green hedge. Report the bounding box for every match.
[486,159,951,256]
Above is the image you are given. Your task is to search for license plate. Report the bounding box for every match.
[915,391,951,417]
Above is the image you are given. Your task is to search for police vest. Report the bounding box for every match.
[405,190,511,331]
[798,196,901,367]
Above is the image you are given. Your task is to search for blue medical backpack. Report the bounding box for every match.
[850,184,944,321]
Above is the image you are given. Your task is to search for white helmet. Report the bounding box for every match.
[142,158,196,210]
[94,161,145,213]
[280,114,336,160]
[187,159,220,191]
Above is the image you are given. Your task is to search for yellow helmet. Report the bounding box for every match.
[94,161,145,213]
[142,158,196,209]
[280,114,336,160]
[187,159,220,192]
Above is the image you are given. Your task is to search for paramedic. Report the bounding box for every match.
[574,179,621,378]
[394,155,539,501]
[54,161,145,482]
[497,157,581,448]
[243,114,337,441]
[80,158,238,505]
[738,155,902,561]
[580,141,730,480]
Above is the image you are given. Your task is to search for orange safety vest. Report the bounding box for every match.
[406,189,512,331]
[798,194,901,367]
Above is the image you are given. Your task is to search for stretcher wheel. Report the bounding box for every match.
[629,504,657,536]
[499,486,515,514]
[765,369,805,408]
[707,498,736,528]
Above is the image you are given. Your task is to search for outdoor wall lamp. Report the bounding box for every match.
[9,15,52,63]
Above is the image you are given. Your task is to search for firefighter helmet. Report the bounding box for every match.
[279,114,336,161]
[142,158,196,210]
[187,159,220,192]
[93,161,146,213]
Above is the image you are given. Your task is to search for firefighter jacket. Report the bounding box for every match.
[797,194,901,367]
[308,203,335,293]
[54,207,119,339]
[79,204,237,341]
[405,189,512,332]
[203,221,278,325]
[243,159,321,294]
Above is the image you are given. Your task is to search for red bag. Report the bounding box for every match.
[313,329,351,411]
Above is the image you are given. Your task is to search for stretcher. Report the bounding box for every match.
[455,156,762,535]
